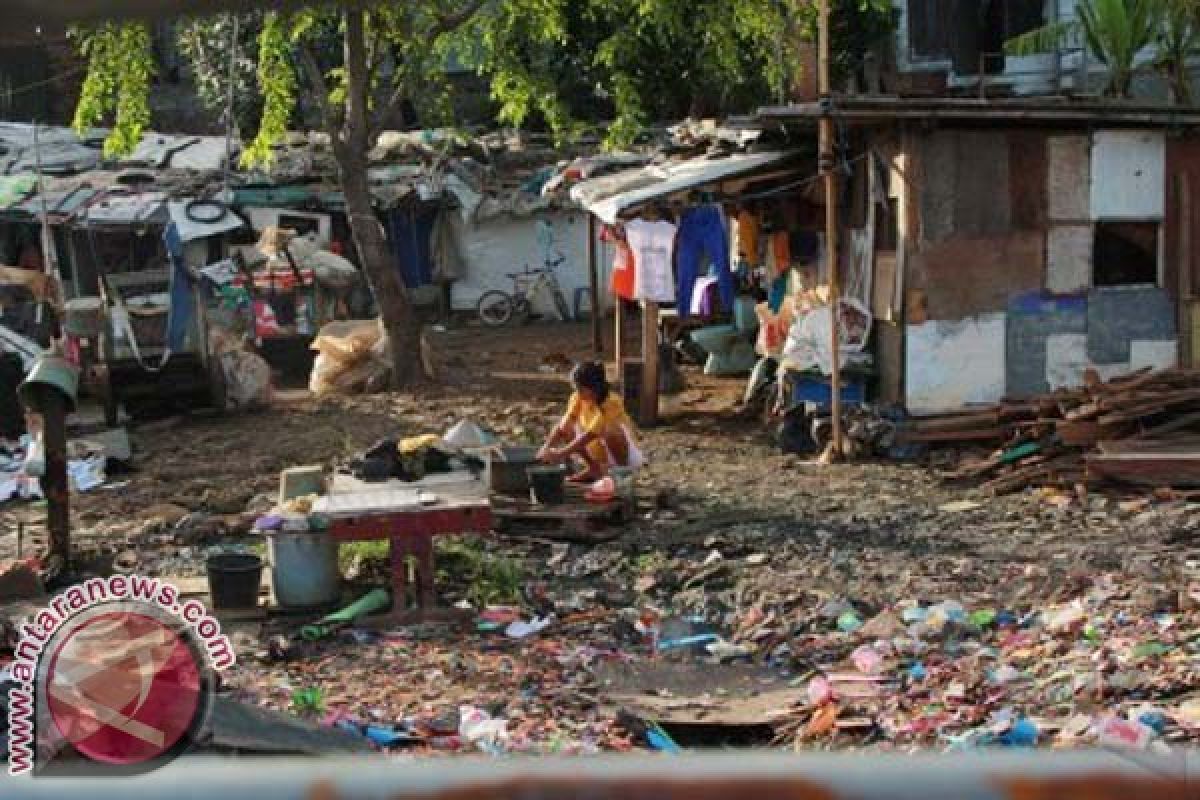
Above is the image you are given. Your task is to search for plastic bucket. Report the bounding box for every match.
[527,465,567,505]
[265,530,340,610]
[487,446,539,494]
[206,553,263,610]
[610,466,636,504]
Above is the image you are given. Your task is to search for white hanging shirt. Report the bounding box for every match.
[624,219,677,303]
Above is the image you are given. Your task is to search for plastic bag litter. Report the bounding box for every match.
[287,235,360,291]
[211,327,272,409]
[309,319,391,395]
[220,349,272,409]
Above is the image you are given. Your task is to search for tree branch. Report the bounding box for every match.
[431,0,488,39]
[367,0,486,140]
[297,39,340,138]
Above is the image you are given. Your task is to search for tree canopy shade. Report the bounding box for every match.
[68,0,894,386]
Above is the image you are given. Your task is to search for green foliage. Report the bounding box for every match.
[71,23,155,158]
[1154,0,1200,101]
[338,540,390,571]
[176,14,264,135]
[437,536,525,608]
[242,12,298,167]
[1005,0,1200,98]
[74,0,896,161]
[467,0,894,150]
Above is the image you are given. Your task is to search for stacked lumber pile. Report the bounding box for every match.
[898,368,1200,494]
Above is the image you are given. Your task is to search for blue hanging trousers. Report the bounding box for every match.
[675,205,734,318]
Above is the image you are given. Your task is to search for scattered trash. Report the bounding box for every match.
[505,616,553,638]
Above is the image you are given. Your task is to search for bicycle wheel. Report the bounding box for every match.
[552,287,571,322]
[477,290,515,326]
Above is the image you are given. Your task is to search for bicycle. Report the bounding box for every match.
[476,254,572,327]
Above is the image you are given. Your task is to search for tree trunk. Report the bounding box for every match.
[337,9,424,387]
[337,147,424,387]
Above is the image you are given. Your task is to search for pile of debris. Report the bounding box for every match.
[897,368,1200,495]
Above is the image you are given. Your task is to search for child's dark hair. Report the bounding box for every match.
[571,361,609,404]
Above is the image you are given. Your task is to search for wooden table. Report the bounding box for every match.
[317,473,493,615]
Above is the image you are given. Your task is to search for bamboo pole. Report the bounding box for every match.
[818,0,842,459]
[587,214,602,355]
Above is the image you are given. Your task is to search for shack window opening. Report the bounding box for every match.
[1093,221,1159,287]
[277,214,321,238]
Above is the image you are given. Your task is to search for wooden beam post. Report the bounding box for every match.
[41,392,69,569]
[818,0,843,459]
[1179,174,1193,367]
[615,299,624,381]
[587,214,602,355]
[640,300,659,426]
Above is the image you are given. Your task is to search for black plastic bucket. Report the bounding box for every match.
[527,465,567,505]
[206,553,263,610]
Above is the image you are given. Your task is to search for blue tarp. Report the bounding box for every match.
[162,222,196,352]
[384,206,436,288]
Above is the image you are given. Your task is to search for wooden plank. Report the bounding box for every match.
[1086,452,1200,487]
[1097,389,1200,426]
[1133,410,1200,440]
[588,214,602,355]
[910,411,1002,433]
[640,300,659,426]
[897,427,1007,443]
[1179,174,1192,367]
[1056,419,1101,447]
[614,297,624,380]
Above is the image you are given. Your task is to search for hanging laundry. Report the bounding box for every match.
[625,218,677,303]
[676,205,733,318]
[771,231,791,279]
[602,225,636,301]
[736,209,760,266]
[689,275,720,316]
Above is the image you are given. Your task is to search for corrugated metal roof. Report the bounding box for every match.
[758,95,1200,127]
[570,151,797,224]
[126,134,234,171]
[0,124,104,176]
[82,190,168,226]
[0,175,37,209]
[8,185,99,219]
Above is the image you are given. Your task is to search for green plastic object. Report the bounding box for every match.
[301,588,390,641]
[970,609,997,628]
[999,442,1041,464]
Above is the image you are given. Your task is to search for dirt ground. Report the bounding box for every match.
[3,320,1198,754]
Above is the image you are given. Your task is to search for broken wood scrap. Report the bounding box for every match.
[1086,450,1200,488]
[908,411,1002,433]
[915,367,1200,493]
[897,427,1008,444]
[1096,389,1200,427]
[1133,410,1200,440]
